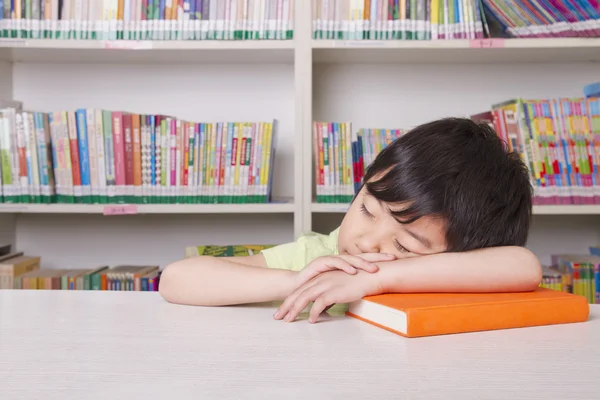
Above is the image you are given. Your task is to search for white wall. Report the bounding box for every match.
[312,62,600,265]
[313,62,600,127]
[15,213,294,269]
[0,61,12,99]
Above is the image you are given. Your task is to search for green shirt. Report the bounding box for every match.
[260,228,348,316]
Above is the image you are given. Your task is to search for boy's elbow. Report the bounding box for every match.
[158,260,185,304]
[513,246,542,291]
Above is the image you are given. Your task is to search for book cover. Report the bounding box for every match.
[347,288,590,338]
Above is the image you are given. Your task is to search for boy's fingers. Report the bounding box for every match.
[284,284,325,322]
[339,255,378,273]
[309,295,334,323]
[274,280,319,320]
[324,258,357,275]
[355,253,396,262]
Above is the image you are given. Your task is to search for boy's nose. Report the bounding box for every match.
[356,238,380,254]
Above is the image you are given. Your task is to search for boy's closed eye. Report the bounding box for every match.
[393,239,410,254]
[359,201,416,256]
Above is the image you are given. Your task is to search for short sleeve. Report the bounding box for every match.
[261,228,339,272]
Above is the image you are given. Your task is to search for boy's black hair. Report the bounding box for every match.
[362,117,532,252]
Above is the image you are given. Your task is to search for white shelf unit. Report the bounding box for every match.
[0,4,599,269]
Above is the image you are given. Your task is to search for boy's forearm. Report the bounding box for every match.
[374,246,542,294]
[159,257,297,306]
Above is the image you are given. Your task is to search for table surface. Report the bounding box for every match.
[0,291,599,400]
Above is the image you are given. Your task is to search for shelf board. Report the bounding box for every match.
[0,202,296,214]
[531,205,600,215]
[311,203,600,215]
[312,38,600,64]
[311,203,350,213]
[0,39,295,64]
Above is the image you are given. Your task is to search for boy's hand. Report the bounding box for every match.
[294,253,395,290]
[274,270,382,323]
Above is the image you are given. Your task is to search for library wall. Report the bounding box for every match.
[313,62,600,127]
[0,215,16,247]
[312,62,600,265]
[15,213,294,269]
[0,62,12,99]
[13,61,296,201]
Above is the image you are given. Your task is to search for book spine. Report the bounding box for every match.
[112,111,126,203]
[122,113,133,203]
[85,109,98,203]
[75,109,91,203]
[132,113,142,202]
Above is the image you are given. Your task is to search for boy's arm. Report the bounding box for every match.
[274,246,543,323]
[159,255,297,306]
[376,246,543,293]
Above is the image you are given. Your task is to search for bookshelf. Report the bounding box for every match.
[312,38,600,63]
[312,203,600,215]
[0,2,599,270]
[0,38,295,63]
[0,202,295,214]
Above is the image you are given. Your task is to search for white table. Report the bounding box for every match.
[1,291,599,400]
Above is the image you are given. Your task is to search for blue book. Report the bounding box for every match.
[158,0,166,40]
[150,115,156,191]
[75,109,91,203]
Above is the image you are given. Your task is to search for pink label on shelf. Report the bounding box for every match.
[487,39,505,48]
[468,39,505,48]
[103,40,153,50]
[103,205,138,215]
[469,39,482,48]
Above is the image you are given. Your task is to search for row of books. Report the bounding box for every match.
[1,243,274,291]
[0,0,294,41]
[312,0,486,40]
[0,104,277,205]
[474,96,600,206]
[312,122,405,203]
[313,95,600,206]
[0,249,162,291]
[482,0,600,38]
[539,246,600,304]
[311,0,600,40]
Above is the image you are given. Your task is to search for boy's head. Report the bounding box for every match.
[337,117,532,258]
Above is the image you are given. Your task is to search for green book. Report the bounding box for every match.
[185,245,274,258]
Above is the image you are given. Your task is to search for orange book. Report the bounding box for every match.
[346,288,590,338]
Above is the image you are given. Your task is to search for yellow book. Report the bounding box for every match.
[185,244,274,258]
